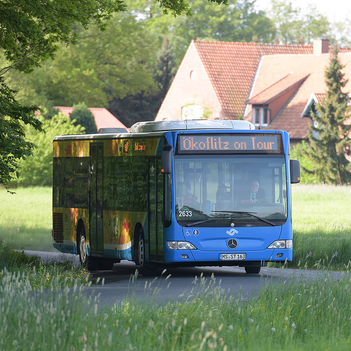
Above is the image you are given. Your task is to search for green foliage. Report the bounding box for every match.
[0,77,43,187]
[70,103,97,134]
[128,0,276,64]
[303,48,351,185]
[0,241,41,271]
[291,141,319,184]
[0,0,126,75]
[37,13,157,107]
[109,36,177,126]
[0,0,126,188]
[330,19,351,47]
[269,0,330,44]
[13,113,84,187]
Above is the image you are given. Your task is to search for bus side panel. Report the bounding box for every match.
[102,210,148,260]
[53,207,89,254]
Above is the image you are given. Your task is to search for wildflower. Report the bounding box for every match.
[248,318,254,323]
[292,323,296,328]
[228,325,233,330]
[284,317,288,321]
[271,327,276,332]
[304,329,307,333]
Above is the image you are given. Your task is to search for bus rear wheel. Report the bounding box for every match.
[245,266,261,274]
[78,224,97,271]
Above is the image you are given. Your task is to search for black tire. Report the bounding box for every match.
[78,224,98,271]
[98,258,114,270]
[135,229,156,276]
[245,266,261,274]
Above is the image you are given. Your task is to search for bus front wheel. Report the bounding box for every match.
[136,232,156,276]
[245,266,261,274]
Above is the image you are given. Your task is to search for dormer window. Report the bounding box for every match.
[253,106,269,127]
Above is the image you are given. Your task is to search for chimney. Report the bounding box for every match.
[313,39,329,54]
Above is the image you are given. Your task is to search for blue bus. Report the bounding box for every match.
[52,120,300,274]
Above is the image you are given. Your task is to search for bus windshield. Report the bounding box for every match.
[175,154,287,227]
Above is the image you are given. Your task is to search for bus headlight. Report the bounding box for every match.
[268,240,292,249]
[167,241,197,250]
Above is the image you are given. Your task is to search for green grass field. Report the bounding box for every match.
[289,184,351,270]
[0,187,53,251]
[1,185,351,269]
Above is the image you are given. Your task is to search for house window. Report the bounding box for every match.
[182,104,203,120]
[253,106,269,127]
[253,108,260,125]
[262,108,268,125]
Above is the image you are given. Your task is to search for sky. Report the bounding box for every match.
[254,0,351,23]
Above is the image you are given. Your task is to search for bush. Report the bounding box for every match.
[12,112,85,186]
[70,102,97,133]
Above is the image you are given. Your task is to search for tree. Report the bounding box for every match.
[0,0,126,76]
[0,0,125,188]
[0,77,43,187]
[2,0,228,188]
[44,12,157,106]
[13,112,85,187]
[269,0,330,44]
[303,47,351,184]
[70,103,97,134]
[108,36,177,126]
[125,0,275,64]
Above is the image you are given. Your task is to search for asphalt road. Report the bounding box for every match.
[24,250,348,310]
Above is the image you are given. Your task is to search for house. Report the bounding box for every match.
[155,39,351,145]
[56,106,128,132]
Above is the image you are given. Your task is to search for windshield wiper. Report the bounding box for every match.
[212,210,276,226]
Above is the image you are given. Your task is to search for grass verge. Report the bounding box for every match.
[1,266,351,350]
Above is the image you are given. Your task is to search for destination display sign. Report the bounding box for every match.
[177,134,282,154]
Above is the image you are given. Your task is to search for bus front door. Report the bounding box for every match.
[89,143,104,256]
[148,158,164,262]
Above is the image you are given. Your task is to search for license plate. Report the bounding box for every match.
[220,253,246,261]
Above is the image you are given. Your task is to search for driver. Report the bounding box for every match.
[249,180,266,203]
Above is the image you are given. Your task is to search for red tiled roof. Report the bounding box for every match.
[314,93,326,104]
[252,53,351,139]
[193,41,314,119]
[247,72,309,104]
[55,107,127,130]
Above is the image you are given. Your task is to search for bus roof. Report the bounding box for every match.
[53,120,256,141]
[130,120,255,133]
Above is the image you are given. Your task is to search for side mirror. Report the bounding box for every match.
[161,145,173,174]
[290,159,301,183]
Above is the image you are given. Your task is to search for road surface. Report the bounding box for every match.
[24,250,348,310]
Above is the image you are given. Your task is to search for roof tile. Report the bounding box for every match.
[194,41,314,119]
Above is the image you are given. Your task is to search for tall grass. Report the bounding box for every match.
[0,240,90,290]
[1,270,351,350]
